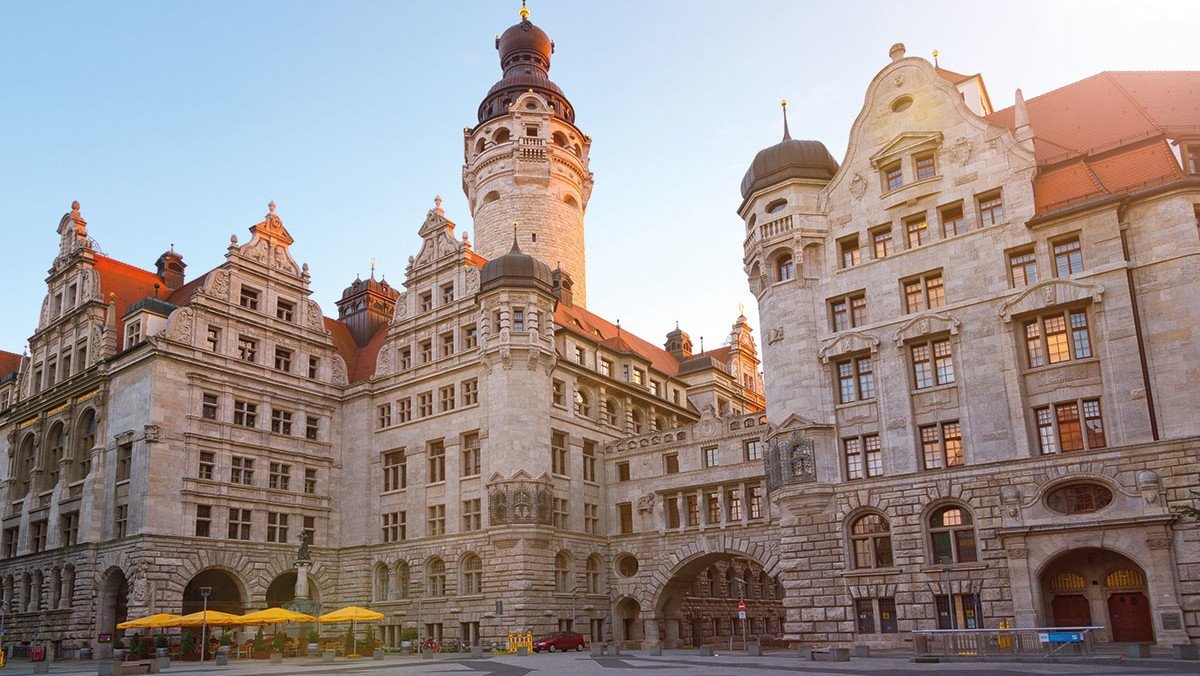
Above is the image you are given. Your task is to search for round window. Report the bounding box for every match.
[1046,483,1113,514]
[615,554,639,578]
[891,95,913,112]
[765,198,788,214]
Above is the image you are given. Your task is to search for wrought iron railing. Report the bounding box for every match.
[914,625,1102,659]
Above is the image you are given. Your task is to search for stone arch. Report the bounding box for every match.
[650,537,780,615]
[97,565,129,640]
[1038,547,1154,642]
[182,567,248,615]
[265,569,323,608]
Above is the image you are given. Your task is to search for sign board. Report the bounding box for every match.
[1039,632,1082,643]
[737,601,746,612]
[738,611,747,620]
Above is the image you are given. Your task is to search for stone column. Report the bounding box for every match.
[1144,529,1190,645]
[295,561,311,599]
[1003,539,1038,627]
[739,482,749,524]
[644,616,660,646]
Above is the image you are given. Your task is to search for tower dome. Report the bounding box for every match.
[480,234,555,293]
[478,4,574,123]
[740,102,839,198]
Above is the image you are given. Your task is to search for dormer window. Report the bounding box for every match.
[915,153,937,181]
[239,286,260,310]
[1184,143,1200,174]
[883,161,903,191]
[124,320,143,349]
[765,198,788,214]
[526,126,538,137]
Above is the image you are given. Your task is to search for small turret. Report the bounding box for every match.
[664,323,693,360]
[155,246,186,290]
[336,266,399,347]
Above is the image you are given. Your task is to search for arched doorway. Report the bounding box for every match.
[265,570,320,609]
[182,569,246,616]
[652,553,784,649]
[616,597,642,647]
[1040,548,1153,643]
[97,568,129,639]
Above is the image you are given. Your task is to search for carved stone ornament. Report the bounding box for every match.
[375,345,392,377]
[951,136,973,166]
[999,279,1104,322]
[764,431,816,492]
[636,493,656,513]
[393,292,409,321]
[766,327,785,345]
[892,312,961,344]
[818,331,880,363]
[465,267,480,295]
[163,307,195,343]
[487,479,553,526]
[849,174,867,199]
[331,356,348,385]
[305,300,324,330]
[1007,547,1029,559]
[143,425,161,443]
[1147,536,1170,550]
[207,270,231,299]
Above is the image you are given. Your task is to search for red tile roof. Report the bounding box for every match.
[935,66,976,85]
[322,316,386,384]
[0,350,22,378]
[555,303,680,377]
[699,345,733,364]
[94,254,166,344]
[166,270,211,305]
[986,71,1200,214]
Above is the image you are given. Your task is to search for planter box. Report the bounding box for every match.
[270,652,283,664]
[215,654,229,666]
[1173,644,1198,660]
[373,649,385,660]
[747,643,762,656]
[699,645,713,656]
[322,651,335,662]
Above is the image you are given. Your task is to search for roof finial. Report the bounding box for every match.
[169,242,175,253]
[780,99,791,141]
[511,220,520,252]
[71,200,81,216]
[932,49,939,68]
[434,194,442,209]
[520,0,529,21]
[369,257,377,279]
[268,200,276,214]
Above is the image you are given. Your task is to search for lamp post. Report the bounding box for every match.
[199,586,212,663]
[732,571,748,650]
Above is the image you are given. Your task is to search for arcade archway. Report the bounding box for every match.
[1040,548,1153,643]
[182,568,246,616]
[265,570,321,609]
[653,553,784,648]
[97,568,129,639]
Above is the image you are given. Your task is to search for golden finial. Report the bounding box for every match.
[519,0,529,20]
[932,49,940,68]
[780,99,787,108]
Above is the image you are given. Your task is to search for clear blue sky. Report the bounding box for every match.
[1,0,1196,355]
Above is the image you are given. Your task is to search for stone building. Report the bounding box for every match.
[0,6,769,655]
[1,6,1198,658]
[741,45,1200,647]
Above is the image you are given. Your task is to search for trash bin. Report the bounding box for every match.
[30,645,46,661]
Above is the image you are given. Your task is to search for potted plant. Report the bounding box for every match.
[155,632,169,659]
[180,631,197,660]
[217,631,232,655]
[344,626,355,657]
[400,627,417,653]
[270,631,285,662]
[113,637,127,661]
[79,640,93,660]
[307,628,320,657]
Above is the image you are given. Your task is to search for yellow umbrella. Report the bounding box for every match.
[239,608,316,624]
[318,606,384,656]
[117,613,181,630]
[172,610,246,627]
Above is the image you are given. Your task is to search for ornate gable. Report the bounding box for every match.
[892,311,961,344]
[228,202,302,277]
[999,278,1104,322]
[818,331,880,363]
[868,131,944,168]
[409,197,465,272]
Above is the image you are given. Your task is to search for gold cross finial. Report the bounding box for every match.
[520,0,529,20]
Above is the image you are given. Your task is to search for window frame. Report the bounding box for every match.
[848,512,894,569]
[927,504,978,565]
[910,338,955,390]
[1034,397,1106,454]
[901,271,945,314]
[1052,236,1084,277]
[920,421,963,470]
[977,190,1004,227]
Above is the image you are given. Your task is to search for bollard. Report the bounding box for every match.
[215,653,229,666]
[322,650,335,662]
[650,645,662,656]
[747,642,762,656]
[590,644,603,657]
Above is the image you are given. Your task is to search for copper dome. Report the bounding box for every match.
[480,237,554,293]
[498,19,552,68]
[740,138,839,199]
[477,12,575,124]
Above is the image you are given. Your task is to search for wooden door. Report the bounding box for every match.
[1051,595,1092,627]
[1108,593,1154,642]
[691,620,704,647]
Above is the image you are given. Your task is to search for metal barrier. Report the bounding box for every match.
[914,625,1103,659]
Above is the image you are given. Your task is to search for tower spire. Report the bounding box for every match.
[780,99,791,141]
[519,0,529,20]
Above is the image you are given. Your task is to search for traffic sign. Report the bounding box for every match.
[738,600,746,612]
[738,611,746,620]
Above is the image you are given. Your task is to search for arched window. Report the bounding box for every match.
[18,435,35,497]
[564,195,579,210]
[724,568,737,597]
[653,415,667,431]
[552,131,569,148]
[602,398,619,426]
[1045,483,1113,515]
[586,555,601,594]
[75,409,96,481]
[849,513,893,569]
[747,214,757,233]
[555,551,572,592]
[61,565,75,608]
[482,190,500,206]
[373,564,390,602]
[574,389,591,418]
[475,138,486,155]
[394,562,410,599]
[708,569,719,597]
[631,408,644,435]
[427,558,446,597]
[492,127,510,144]
[928,505,977,564]
[461,554,483,595]
[45,423,65,489]
[775,253,795,282]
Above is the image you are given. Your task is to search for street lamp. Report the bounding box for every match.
[732,570,748,651]
[199,586,212,663]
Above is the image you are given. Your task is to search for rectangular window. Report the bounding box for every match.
[703,446,718,468]
[584,503,600,534]
[744,440,763,462]
[441,332,455,358]
[864,435,882,477]
[667,498,681,528]
[1056,402,1084,452]
[706,491,720,523]
[231,456,254,485]
[428,440,445,483]
[844,437,864,480]
[936,594,983,630]
[618,503,633,534]
[462,498,481,531]
[237,336,257,362]
[915,153,936,181]
[124,320,143,349]
[419,291,433,312]
[911,339,954,389]
[839,235,860,269]
[239,286,260,310]
[883,161,903,191]
[305,415,320,440]
[3,528,18,558]
[198,450,215,479]
[748,486,763,519]
[463,325,478,349]
[686,495,700,526]
[271,408,293,435]
[377,403,392,429]
[1009,248,1038,287]
[63,512,80,546]
[383,450,407,492]
[116,442,132,482]
[600,358,612,377]
[273,347,292,372]
[1082,399,1106,449]
[512,309,525,332]
[575,346,587,364]
[617,461,630,482]
[304,467,317,494]
[872,227,893,259]
[397,398,412,423]
[1054,237,1083,276]
[227,508,251,540]
[583,440,597,482]
[382,511,406,543]
[940,203,964,237]
[462,432,481,477]
[1185,144,1200,174]
[268,462,291,490]
[552,379,565,407]
[233,400,257,427]
[201,393,219,420]
[1025,310,1091,368]
[418,392,433,417]
[303,515,316,545]
[266,512,288,543]
[921,421,963,469]
[439,385,456,412]
[905,216,927,249]
[856,598,876,634]
[1035,407,1058,454]
[845,432,884,479]
[458,379,477,405]
[726,489,742,521]
[978,191,1004,226]
[552,497,569,529]
[399,348,411,370]
[830,293,867,331]
[633,368,645,386]
[30,520,47,553]
[427,504,446,536]
[835,356,875,403]
[440,283,455,305]
[902,271,944,313]
[420,339,432,363]
[308,356,320,379]
[551,431,568,475]
[194,505,211,538]
[276,299,294,322]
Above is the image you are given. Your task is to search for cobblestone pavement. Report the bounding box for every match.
[3,652,1198,675]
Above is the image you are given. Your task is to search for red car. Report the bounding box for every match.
[532,631,587,652]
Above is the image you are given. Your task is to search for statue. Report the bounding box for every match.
[297,530,312,562]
